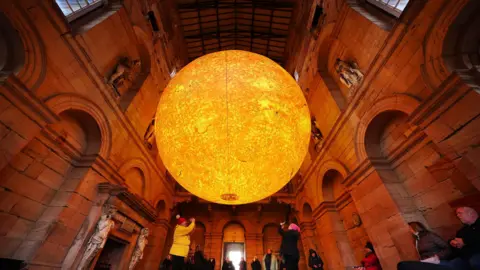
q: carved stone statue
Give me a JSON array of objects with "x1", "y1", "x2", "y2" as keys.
[
  {"x1": 105, "y1": 57, "x2": 141, "y2": 98},
  {"x1": 77, "y1": 205, "x2": 117, "y2": 270},
  {"x1": 311, "y1": 117, "x2": 323, "y2": 152},
  {"x1": 128, "y1": 228, "x2": 150, "y2": 270},
  {"x1": 334, "y1": 59, "x2": 364, "y2": 97},
  {"x1": 143, "y1": 118, "x2": 155, "y2": 150}
]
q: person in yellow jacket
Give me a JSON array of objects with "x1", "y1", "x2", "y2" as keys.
[{"x1": 170, "y1": 215, "x2": 196, "y2": 270}]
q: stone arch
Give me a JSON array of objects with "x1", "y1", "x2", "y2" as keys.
[
  {"x1": 119, "y1": 158, "x2": 150, "y2": 198},
  {"x1": 262, "y1": 223, "x2": 280, "y2": 254},
  {"x1": 191, "y1": 221, "x2": 207, "y2": 251},
  {"x1": 156, "y1": 200, "x2": 167, "y2": 219},
  {"x1": 0, "y1": 4, "x2": 46, "y2": 89},
  {"x1": 316, "y1": 159, "x2": 349, "y2": 202},
  {"x1": 44, "y1": 93, "x2": 112, "y2": 158},
  {"x1": 153, "y1": 193, "x2": 174, "y2": 218},
  {"x1": 422, "y1": 0, "x2": 477, "y2": 90},
  {"x1": 302, "y1": 203, "x2": 313, "y2": 221},
  {"x1": 442, "y1": 0, "x2": 480, "y2": 92},
  {"x1": 355, "y1": 94, "x2": 420, "y2": 162}
]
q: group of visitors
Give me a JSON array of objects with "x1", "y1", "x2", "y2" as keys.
[
  {"x1": 398, "y1": 206, "x2": 480, "y2": 270},
  {"x1": 161, "y1": 206, "x2": 479, "y2": 270}
]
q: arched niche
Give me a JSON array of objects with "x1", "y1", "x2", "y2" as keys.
[
  {"x1": 0, "y1": 11, "x2": 24, "y2": 79},
  {"x1": 262, "y1": 223, "x2": 280, "y2": 255},
  {"x1": 190, "y1": 222, "x2": 206, "y2": 251},
  {"x1": 223, "y1": 222, "x2": 246, "y2": 243},
  {"x1": 121, "y1": 167, "x2": 146, "y2": 196},
  {"x1": 50, "y1": 109, "x2": 102, "y2": 156},
  {"x1": 302, "y1": 203, "x2": 313, "y2": 221},
  {"x1": 364, "y1": 110, "x2": 412, "y2": 159},
  {"x1": 442, "y1": 0, "x2": 480, "y2": 92},
  {"x1": 321, "y1": 169, "x2": 345, "y2": 202}
]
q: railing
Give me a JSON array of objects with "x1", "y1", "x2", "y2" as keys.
[
  {"x1": 366, "y1": 0, "x2": 409, "y2": 18},
  {"x1": 55, "y1": 0, "x2": 104, "y2": 21}
]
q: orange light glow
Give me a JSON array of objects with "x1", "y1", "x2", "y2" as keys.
[{"x1": 155, "y1": 50, "x2": 310, "y2": 204}]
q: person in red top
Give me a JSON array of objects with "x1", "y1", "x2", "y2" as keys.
[{"x1": 356, "y1": 242, "x2": 382, "y2": 270}]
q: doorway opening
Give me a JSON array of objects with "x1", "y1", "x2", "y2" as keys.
[
  {"x1": 224, "y1": 242, "x2": 245, "y2": 270},
  {"x1": 94, "y1": 237, "x2": 127, "y2": 269}
]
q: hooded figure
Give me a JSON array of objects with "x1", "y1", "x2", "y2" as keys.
[
  {"x1": 278, "y1": 222, "x2": 300, "y2": 270},
  {"x1": 194, "y1": 246, "x2": 209, "y2": 270},
  {"x1": 308, "y1": 249, "x2": 323, "y2": 270}
]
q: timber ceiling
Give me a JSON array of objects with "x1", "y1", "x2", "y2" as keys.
[{"x1": 176, "y1": 0, "x2": 295, "y2": 65}]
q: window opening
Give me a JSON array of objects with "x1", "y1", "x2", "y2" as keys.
[
  {"x1": 55, "y1": 0, "x2": 104, "y2": 21},
  {"x1": 366, "y1": 0, "x2": 409, "y2": 18}
]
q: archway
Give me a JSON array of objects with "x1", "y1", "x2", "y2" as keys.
[
  {"x1": 121, "y1": 167, "x2": 146, "y2": 196},
  {"x1": 262, "y1": 224, "x2": 281, "y2": 255},
  {"x1": 223, "y1": 222, "x2": 246, "y2": 270},
  {"x1": 191, "y1": 222, "x2": 207, "y2": 254}
]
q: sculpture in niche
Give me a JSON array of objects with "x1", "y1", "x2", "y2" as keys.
[
  {"x1": 77, "y1": 204, "x2": 117, "y2": 270},
  {"x1": 129, "y1": 228, "x2": 150, "y2": 270},
  {"x1": 144, "y1": 117, "x2": 155, "y2": 150},
  {"x1": 334, "y1": 59, "x2": 364, "y2": 98},
  {"x1": 311, "y1": 117, "x2": 324, "y2": 152},
  {"x1": 105, "y1": 57, "x2": 141, "y2": 98}
]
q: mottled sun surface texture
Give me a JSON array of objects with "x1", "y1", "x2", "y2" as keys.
[{"x1": 155, "y1": 50, "x2": 310, "y2": 204}]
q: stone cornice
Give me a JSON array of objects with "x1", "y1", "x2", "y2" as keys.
[
  {"x1": 312, "y1": 201, "x2": 336, "y2": 219},
  {"x1": 335, "y1": 191, "x2": 352, "y2": 211},
  {"x1": 98, "y1": 182, "x2": 158, "y2": 222}
]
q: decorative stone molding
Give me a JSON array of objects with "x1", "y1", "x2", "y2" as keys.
[
  {"x1": 98, "y1": 182, "x2": 158, "y2": 222},
  {"x1": 312, "y1": 201, "x2": 336, "y2": 219}
]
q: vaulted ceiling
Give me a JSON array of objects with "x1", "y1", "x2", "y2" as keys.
[{"x1": 176, "y1": 0, "x2": 295, "y2": 65}]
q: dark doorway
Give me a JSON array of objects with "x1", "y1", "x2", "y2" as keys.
[
  {"x1": 94, "y1": 237, "x2": 127, "y2": 270},
  {"x1": 223, "y1": 242, "x2": 245, "y2": 270}
]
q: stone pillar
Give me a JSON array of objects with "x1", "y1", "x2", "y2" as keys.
[
  {"x1": 313, "y1": 203, "x2": 356, "y2": 270},
  {"x1": 245, "y1": 233, "x2": 262, "y2": 262},
  {"x1": 140, "y1": 219, "x2": 170, "y2": 269},
  {"x1": 299, "y1": 222, "x2": 317, "y2": 264},
  {"x1": 349, "y1": 168, "x2": 420, "y2": 270},
  {"x1": 206, "y1": 232, "x2": 223, "y2": 270}
]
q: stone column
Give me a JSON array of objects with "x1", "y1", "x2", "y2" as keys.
[
  {"x1": 348, "y1": 168, "x2": 420, "y2": 270},
  {"x1": 140, "y1": 219, "x2": 170, "y2": 269},
  {"x1": 299, "y1": 222, "x2": 317, "y2": 264},
  {"x1": 312, "y1": 203, "x2": 356, "y2": 270},
  {"x1": 206, "y1": 232, "x2": 223, "y2": 270},
  {"x1": 245, "y1": 233, "x2": 262, "y2": 262}
]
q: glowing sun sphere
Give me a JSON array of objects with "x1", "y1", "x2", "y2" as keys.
[{"x1": 155, "y1": 50, "x2": 310, "y2": 205}]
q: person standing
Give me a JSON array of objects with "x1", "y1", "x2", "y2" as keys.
[
  {"x1": 209, "y1": 258, "x2": 216, "y2": 270},
  {"x1": 308, "y1": 249, "x2": 323, "y2": 270},
  {"x1": 251, "y1": 256, "x2": 261, "y2": 270},
  {"x1": 240, "y1": 257, "x2": 247, "y2": 270},
  {"x1": 278, "y1": 222, "x2": 300, "y2": 270},
  {"x1": 170, "y1": 215, "x2": 196, "y2": 270},
  {"x1": 262, "y1": 249, "x2": 278, "y2": 270},
  {"x1": 161, "y1": 255, "x2": 173, "y2": 270},
  {"x1": 222, "y1": 258, "x2": 234, "y2": 270}
]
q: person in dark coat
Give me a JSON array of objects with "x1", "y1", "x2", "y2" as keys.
[
  {"x1": 161, "y1": 255, "x2": 172, "y2": 270},
  {"x1": 278, "y1": 222, "x2": 301, "y2": 270},
  {"x1": 209, "y1": 258, "x2": 216, "y2": 270},
  {"x1": 450, "y1": 207, "x2": 480, "y2": 270},
  {"x1": 222, "y1": 258, "x2": 234, "y2": 270},
  {"x1": 308, "y1": 249, "x2": 323, "y2": 270},
  {"x1": 397, "y1": 261, "x2": 452, "y2": 270},
  {"x1": 408, "y1": 222, "x2": 451, "y2": 262},
  {"x1": 251, "y1": 256, "x2": 261, "y2": 270},
  {"x1": 193, "y1": 246, "x2": 209, "y2": 270},
  {"x1": 239, "y1": 257, "x2": 247, "y2": 270}
]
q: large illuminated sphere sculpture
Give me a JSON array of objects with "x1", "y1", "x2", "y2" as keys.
[{"x1": 155, "y1": 50, "x2": 310, "y2": 204}]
